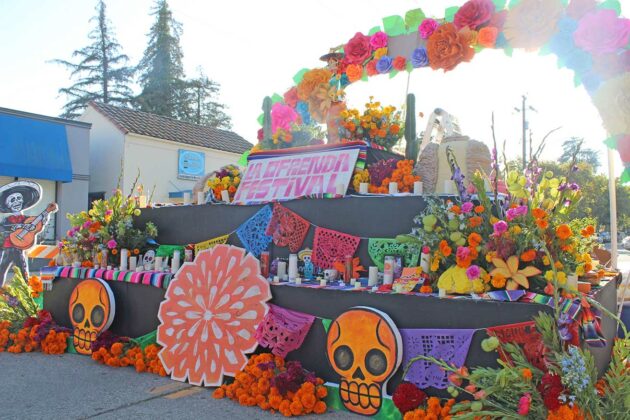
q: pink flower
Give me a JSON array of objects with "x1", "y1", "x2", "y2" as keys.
[
  {"x1": 422, "y1": 246, "x2": 430, "y2": 254},
  {"x1": 82, "y1": 221, "x2": 92, "y2": 229},
  {"x1": 106, "y1": 239, "x2": 117, "y2": 249},
  {"x1": 448, "y1": 373, "x2": 463, "y2": 387},
  {"x1": 493, "y1": 220, "x2": 508, "y2": 236},
  {"x1": 518, "y1": 393, "x2": 531, "y2": 416},
  {"x1": 457, "y1": 246, "x2": 471, "y2": 261},
  {"x1": 369, "y1": 31, "x2": 388, "y2": 49},
  {"x1": 105, "y1": 209, "x2": 113, "y2": 216},
  {"x1": 344, "y1": 32, "x2": 372, "y2": 64},
  {"x1": 466, "y1": 265, "x2": 481, "y2": 280},
  {"x1": 574, "y1": 9, "x2": 630, "y2": 54},
  {"x1": 506, "y1": 205, "x2": 528, "y2": 221},
  {"x1": 271, "y1": 103, "x2": 298, "y2": 133},
  {"x1": 461, "y1": 202, "x2": 474, "y2": 213},
  {"x1": 454, "y1": 0, "x2": 495, "y2": 30},
  {"x1": 473, "y1": 390, "x2": 486, "y2": 400},
  {"x1": 419, "y1": 18, "x2": 439, "y2": 39}
]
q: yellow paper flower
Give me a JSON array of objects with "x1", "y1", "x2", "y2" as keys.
[
  {"x1": 593, "y1": 73, "x2": 630, "y2": 136},
  {"x1": 490, "y1": 256, "x2": 541, "y2": 290},
  {"x1": 438, "y1": 266, "x2": 471, "y2": 294},
  {"x1": 374, "y1": 47, "x2": 388, "y2": 60}
]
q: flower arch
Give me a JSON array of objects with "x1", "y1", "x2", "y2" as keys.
[{"x1": 257, "y1": 0, "x2": 630, "y2": 182}]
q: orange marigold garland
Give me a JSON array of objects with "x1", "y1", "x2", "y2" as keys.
[
  {"x1": 213, "y1": 353, "x2": 328, "y2": 417},
  {"x1": 28, "y1": 275, "x2": 43, "y2": 298},
  {"x1": 91, "y1": 341, "x2": 167, "y2": 376},
  {"x1": 403, "y1": 397, "x2": 456, "y2": 420}
]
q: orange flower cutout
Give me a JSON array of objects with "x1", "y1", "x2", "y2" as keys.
[
  {"x1": 157, "y1": 245, "x2": 271, "y2": 386},
  {"x1": 490, "y1": 256, "x2": 541, "y2": 290}
]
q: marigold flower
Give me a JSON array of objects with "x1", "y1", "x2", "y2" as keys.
[
  {"x1": 556, "y1": 224, "x2": 573, "y2": 240},
  {"x1": 535, "y1": 218, "x2": 549, "y2": 229},
  {"x1": 491, "y1": 273, "x2": 506, "y2": 288},
  {"x1": 520, "y1": 249, "x2": 536, "y2": 262}
]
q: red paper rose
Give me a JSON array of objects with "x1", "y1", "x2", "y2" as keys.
[
  {"x1": 454, "y1": 0, "x2": 495, "y2": 30},
  {"x1": 427, "y1": 23, "x2": 475, "y2": 72},
  {"x1": 393, "y1": 56, "x2": 407, "y2": 71},
  {"x1": 344, "y1": 32, "x2": 372, "y2": 65},
  {"x1": 618, "y1": 135, "x2": 630, "y2": 163},
  {"x1": 283, "y1": 87, "x2": 298, "y2": 108},
  {"x1": 574, "y1": 9, "x2": 630, "y2": 54},
  {"x1": 366, "y1": 59, "x2": 379, "y2": 76},
  {"x1": 257, "y1": 128, "x2": 264, "y2": 141},
  {"x1": 392, "y1": 382, "x2": 427, "y2": 414}
]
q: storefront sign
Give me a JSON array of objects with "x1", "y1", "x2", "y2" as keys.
[
  {"x1": 234, "y1": 144, "x2": 361, "y2": 204},
  {"x1": 178, "y1": 149, "x2": 205, "y2": 180}
]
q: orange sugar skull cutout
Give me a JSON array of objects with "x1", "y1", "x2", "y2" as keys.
[
  {"x1": 326, "y1": 306, "x2": 402, "y2": 416},
  {"x1": 68, "y1": 278, "x2": 115, "y2": 355}
]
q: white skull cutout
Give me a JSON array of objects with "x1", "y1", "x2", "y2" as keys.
[
  {"x1": 68, "y1": 279, "x2": 115, "y2": 355},
  {"x1": 142, "y1": 250, "x2": 155, "y2": 267},
  {"x1": 6, "y1": 192, "x2": 23, "y2": 212},
  {"x1": 326, "y1": 307, "x2": 402, "y2": 416}
]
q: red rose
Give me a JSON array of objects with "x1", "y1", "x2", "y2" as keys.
[
  {"x1": 344, "y1": 32, "x2": 372, "y2": 65},
  {"x1": 454, "y1": 0, "x2": 495, "y2": 30},
  {"x1": 392, "y1": 382, "x2": 427, "y2": 414},
  {"x1": 366, "y1": 59, "x2": 379, "y2": 76},
  {"x1": 283, "y1": 87, "x2": 298, "y2": 108},
  {"x1": 393, "y1": 56, "x2": 407, "y2": 71},
  {"x1": 257, "y1": 128, "x2": 263, "y2": 141}
]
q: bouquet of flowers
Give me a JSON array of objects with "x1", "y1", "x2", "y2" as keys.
[
  {"x1": 206, "y1": 164, "x2": 242, "y2": 202},
  {"x1": 339, "y1": 99, "x2": 404, "y2": 150},
  {"x1": 352, "y1": 159, "x2": 420, "y2": 194}
]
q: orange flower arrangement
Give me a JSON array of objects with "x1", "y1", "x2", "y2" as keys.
[
  {"x1": 213, "y1": 353, "x2": 327, "y2": 417},
  {"x1": 439, "y1": 240, "x2": 452, "y2": 257},
  {"x1": 297, "y1": 68, "x2": 332, "y2": 101},
  {"x1": 92, "y1": 342, "x2": 167, "y2": 376},
  {"x1": 403, "y1": 397, "x2": 456, "y2": 420},
  {"x1": 546, "y1": 404, "x2": 585, "y2": 420},
  {"x1": 0, "y1": 321, "x2": 12, "y2": 351},
  {"x1": 41, "y1": 330, "x2": 69, "y2": 354},
  {"x1": 387, "y1": 160, "x2": 420, "y2": 193},
  {"x1": 7, "y1": 326, "x2": 39, "y2": 353},
  {"x1": 28, "y1": 275, "x2": 43, "y2": 298}
]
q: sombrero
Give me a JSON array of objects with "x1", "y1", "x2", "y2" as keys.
[{"x1": 0, "y1": 181, "x2": 42, "y2": 213}]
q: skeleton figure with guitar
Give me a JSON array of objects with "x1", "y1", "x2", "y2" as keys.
[{"x1": 0, "y1": 181, "x2": 58, "y2": 286}]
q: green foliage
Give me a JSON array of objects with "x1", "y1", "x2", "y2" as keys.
[
  {"x1": 600, "y1": 339, "x2": 630, "y2": 418},
  {"x1": 0, "y1": 268, "x2": 38, "y2": 324},
  {"x1": 559, "y1": 138, "x2": 601, "y2": 171},
  {"x1": 53, "y1": 0, "x2": 134, "y2": 119},
  {"x1": 178, "y1": 70, "x2": 232, "y2": 129}
]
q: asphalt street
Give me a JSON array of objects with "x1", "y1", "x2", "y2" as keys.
[{"x1": 0, "y1": 353, "x2": 358, "y2": 420}]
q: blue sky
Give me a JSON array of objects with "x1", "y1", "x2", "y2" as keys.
[{"x1": 0, "y1": 0, "x2": 626, "y2": 175}]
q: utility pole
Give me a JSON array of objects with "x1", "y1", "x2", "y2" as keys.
[{"x1": 514, "y1": 95, "x2": 536, "y2": 169}]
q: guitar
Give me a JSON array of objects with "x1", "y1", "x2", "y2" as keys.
[{"x1": 8, "y1": 203, "x2": 59, "y2": 250}]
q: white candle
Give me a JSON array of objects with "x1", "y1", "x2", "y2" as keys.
[
  {"x1": 444, "y1": 180, "x2": 454, "y2": 194},
  {"x1": 350, "y1": 278, "x2": 356, "y2": 286},
  {"x1": 413, "y1": 181, "x2": 423, "y2": 195},
  {"x1": 359, "y1": 183, "x2": 369, "y2": 194},
  {"x1": 197, "y1": 191, "x2": 205, "y2": 205},
  {"x1": 221, "y1": 189, "x2": 230, "y2": 202},
  {"x1": 129, "y1": 256, "x2": 137, "y2": 271},
  {"x1": 319, "y1": 279, "x2": 327, "y2": 287},
  {"x1": 273, "y1": 276, "x2": 280, "y2": 283},
  {"x1": 368, "y1": 267, "x2": 379, "y2": 286},
  {"x1": 383, "y1": 272, "x2": 393, "y2": 284},
  {"x1": 171, "y1": 250, "x2": 181, "y2": 273},
  {"x1": 389, "y1": 182, "x2": 398, "y2": 194},
  {"x1": 107, "y1": 265, "x2": 112, "y2": 271},
  {"x1": 154, "y1": 256, "x2": 163, "y2": 272},
  {"x1": 295, "y1": 277, "x2": 302, "y2": 285},
  {"x1": 288, "y1": 254, "x2": 298, "y2": 281},
  {"x1": 336, "y1": 183, "x2": 345, "y2": 196},
  {"x1": 420, "y1": 248, "x2": 430, "y2": 273},
  {"x1": 277, "y1": 261, "x2": 287, "y2": 279},
  {"x1": 439, "y1": 288, "x2": 447, "y2": 297},
  {"x1": 183, "y1": 192, "x2": 191, "y2": 204},
  {"x1": 354, "y1": 282, "x2": 362, "y2": 289},
  {"x1": 120, "y1": 249, "x2": 129, "y2": 271}
]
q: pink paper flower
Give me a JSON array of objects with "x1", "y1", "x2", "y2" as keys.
[
  {"x1": 369, "y1": 31, "x2": 388, "y2": 49},
  {"x1": 454, "y1": 0, "x2": 495, "y2": 30},
  {"x1": 419, "y1": 18, "x2": 439, "y2": 39},
  {"x1": 518, "y1": 393, "x2": 531, "y2": 416},
  {"x1": 493, "y1": 220, "x2": 508, "y2": 236},
  {"x1": 506, "y1": 205, "x2": 528, "y2": 221},
  {"x1": 457, "y1": 246, "x2": 471, "y2": 261},
  {"x1": 271, "y1": 103, "x2": 298, "y2": 133},
  {"x1": 106, "y1": 239, "x2": 117, "y2": 249},
  {"x1": 466, "y1": 265, "x2": 481, "y2": 280},
  {"x1": 461, "y1": 201, "x2": 474, "y2": 213},
  {"x1": 344, "y1": 32, "x2": 372, "y2": 65},
  {"x1": 574, "y1": 9, "x2": 630, "y2": 54}
]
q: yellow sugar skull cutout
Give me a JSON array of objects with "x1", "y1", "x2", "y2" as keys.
[
  {"x1": 68, "y1": 278, "x2": 115, "y2": 355},
  {"x1": 326, "y1": 306, "x2": 402, "y2": 416}
]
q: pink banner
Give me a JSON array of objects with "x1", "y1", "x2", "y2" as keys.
[{"x1": 234, "y1": 147, "x2": 360, "y2": 204}]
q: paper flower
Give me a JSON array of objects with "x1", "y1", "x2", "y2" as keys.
[
  {"x1": 392, "y1": 56, "x2": 407, "y2": 71},
  {"x1": 503, "y1": 0, "x2": 564, "y2": 50},
  {"x1": 345, "y1": 64, "x2": 363, "y2": 83},
  {"x1": 366, "y1": 59, "x2": 379, "y2": 76},
  {"x1": 271, "y1": 103, "x2": 298, "y2": 134},
  {"x1": 426, "y1": 23, "x2": 475, "y2": 72},
  {"x1": 283, "y1": 87, "x2": 298, "y2": 108},
  {"x1": 411, "y1": 47, "x2": 429, "y2": 68},
  {"x1": 419, "y1": 18, "x2": 439, "y2": 39},
  {"x1": 593, "y1": 73, "x2": 630, "y2": 135},
  {"x1": 574, "y1": 9, "x2": 630, "y2": 54},
  {"x1": 369, "y1": 31, "x2": 388, "y2": 49},
  {"x1": 157, "y1": 245, "x2": 271, "y2": 386},
  {"x1": 490, "y1": 256, "x2": 541, "y2": 290},
  {"x1": 376, "y1": 55, "x2": 393, "y2": 73},
  {"x1": 477, "y1": 26, "x2": 498, "y2": 47},
  {"x1": 567, "y1": 0, "x2": 597, "y2": 20},
  {"x1": 344, "y1": 32, "x2": 372, "y2": 65},
  {"x1": 454, "y1": 0, "x2": 495, "y2": 30},
  {"x1": 297, "y1": 68, "x2": 332, "y2": 101}
]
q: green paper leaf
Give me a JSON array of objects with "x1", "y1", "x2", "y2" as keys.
[
  {"x1": 257, "y1": 113, "x2": 264, "y2": 126},
  {"x1": 474, "y1": 45, "x2": 484, "y2": 53},
  {"x1": 503, "y1": 46, "x2": 514, "y2": 57},
  {"x1": 573, "y1": 73, "x2": 582, "y2": 87},
  {"x1": 508, "y1": 0, "x2": 522, "y2": 8},
  {"x1": 539, "y1": 44, "x2": 552, "y2": 56},
  {"x1": 382, "y1": 15, "x2": 406, "y2": 36},
  {"x1": 361, "y1": 70, "x2": 368, "y2": 81},
  {"x1": 560, "y1": 0, "x2": 569, "y2": 6},
  {"x1": 271, "y1": 93, "x2": 283, "y2": 104},
  {"x1": 292, "y1": 68, "x2": 309, "y2": 85},
  {"x1": 389, "y1": 69, "x2": 400, "y2": 79},
  {"x1": 599, "y1": 0, "x2": 621, "y2": 15},
  {"x1": 368, "y1": 26, "x2": 381, "y2": 36},
  {"x1": 621, "y1": 167, "x2": 630, "y2": 184},
  {"x1": 445, "y1": 6, "x2": 459, "y2": 22},
  {"x1": 604, "y1": 136, "x2": 618, "y2": 149},
  {"x1": 321, "y1": 318, "x2": 332, "y2": 333},
  {"x1": 405, "y1": 8, "x2": 425, "y2": 33},
  {"x1": 492, "y1": 0, "x2": 507, "y2": 10},
  {"x1": 406, "y1": 61, "x2": 413, "y2": 72},
  {"x1": 238, "y1": 150, "x2": 251, "y2": 166}
]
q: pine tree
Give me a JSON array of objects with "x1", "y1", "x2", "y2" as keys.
[
  {"x1": 54, "y1": 0, "x2": 134, "y2": 119},
  {"x1": 559, "y1": 137, "x2": 601, "y2": 171},
  {"x1": 180, "y1": 70, "x2": 232, "y2": 129},
  {"x1": 136, "y1": 0, "x2": 186, "y2": 118}
]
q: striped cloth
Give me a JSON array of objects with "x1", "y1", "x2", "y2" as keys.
[{"x1": 40, "y1": 266, "x2": 172, "y2": 290}]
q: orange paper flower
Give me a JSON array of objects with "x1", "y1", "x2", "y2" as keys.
[
  {"x1": 297, "y1": 68, "x2": 332, "y2": 101},
  {"x1": 478, "y1": 26, "x2": 498, "y2": 48},
  {"x1": 490, "y1": 256, "x2": 541, "y2": 290},
  {"x1": 345, "y1": 64, "x2": 363, "y2": 83},
  {"x1": 426, "y1": 23, "x2": 475, "y2": 72}
]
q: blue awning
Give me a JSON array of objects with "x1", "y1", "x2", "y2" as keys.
[{"x1": 0, "y1": 113, "x2": 72, "y2": 182}]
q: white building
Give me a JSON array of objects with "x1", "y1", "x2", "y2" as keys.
[{"x1": 80, "y1": 102, "x2": 252, "y2": 203}]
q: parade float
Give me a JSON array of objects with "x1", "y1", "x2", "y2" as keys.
[{"x1": 2, "y1": 0, "x2": 630, "y2": 418}]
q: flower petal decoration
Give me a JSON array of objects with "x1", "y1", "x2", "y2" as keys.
[
  {"x1": 157, "y1": 245, "x2": 271, "y2": 386},
  {"x1": 593, "y1": 73, "x2": 630, "y2": 136},
  {"x1": 503, "y1": 0, "x2": 564, "y2": 50},
  {"x1": 490, "y1": 256, "x2": 541, "y2": 290}
]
